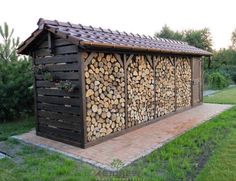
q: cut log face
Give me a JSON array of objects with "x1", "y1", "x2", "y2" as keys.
[
  {"x1": 84, "y1": 52, "x2": 125, "y2": 142},
  {"x1": 155, "y1": 57, "x2": 175, "y2": 117},
  {"x1": 176, "y1": 57, "x2": 191, "y2": 109},
  {"x1": 127, "y1": 55, "x2": 155, "y2": 127}
]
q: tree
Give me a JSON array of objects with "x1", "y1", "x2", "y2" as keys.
[
  {"x1": 0, "y1": 23, "x2": 33, "y2": 121},
  {"x1": 0, "y1": 22, "x2": 20, "y2": 62},
  {"x1": 155, "y1": 25, "x2": 213, "y2": 68},
  {"x1": 231, "y1": 29, "x2": 236, "y2": 50},
  {"x1": 184, "y1": 28, "x2": 212, "y2": 52},
  {"x1": 154, "y1": 25, "x2": 183, "y2": 41}
]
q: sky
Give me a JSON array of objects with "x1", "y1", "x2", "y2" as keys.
[{"x1": 0, "y1": 0, "x2": 235, "y2": 50}]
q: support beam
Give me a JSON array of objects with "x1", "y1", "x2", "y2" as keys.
[{"x1": 124, "y1": 54, "x2": 128, "y2": 129}]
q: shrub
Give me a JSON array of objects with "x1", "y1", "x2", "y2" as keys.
[
  {"x1": 207, "y1": 72, "x2": 229, "y2": 90},
  {"x1": 0, "y1": 22, "x2": 33, "y2": 122},
  {"x1": 0, "y1": 59, "x2": 33, "y2": 122},
  {"x1": 220, "y1": 65, "x2": 236, "y2": 83}
]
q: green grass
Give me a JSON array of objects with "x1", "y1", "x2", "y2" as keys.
[
  {"x1": 1, "y1": 106, "x2": 236, "y2": 180},
  {"x1": 204, "y1": 86, "x2": 236, "y2": 104},
  {"x1": 0, "y1": 140, "x2": 97, "y2": 181},
  {"x1": 0, "y1": 116, "x2": 35, "y2": 141},
  {"x1": 196, "y1": 131, "x2": 236, "y2": 181}
]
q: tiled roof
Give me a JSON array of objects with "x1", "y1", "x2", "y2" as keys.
[{"x1": 18, "y1": 18, "x2": 212, "y2": 56}]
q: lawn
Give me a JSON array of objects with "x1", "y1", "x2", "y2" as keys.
[
  {"x1": 0, "y1": 116, "x2": 35, "y2": 141},
  {"x1": 196, "y1": 131, "x2": 236, "y2": 181},
  {"x1": 204, "y1": 86, "x2": 236, "y2": 104},
  {"x1": 0, "y1": 87, "x2": 236, "y2": 180}
]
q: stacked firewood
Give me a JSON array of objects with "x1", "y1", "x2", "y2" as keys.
[
  {"x1": 156, "y1": 57, "x2": 175, "y2": 117},
  {"x1": 84, "y1": 53, "x2": 125, "y2": 142},
  {"x1": 176, "y1": 58, "x2": 191, "y2": 109},
  {"x1": 127, "y1": 55, "x2": 155, "y2": 127}
]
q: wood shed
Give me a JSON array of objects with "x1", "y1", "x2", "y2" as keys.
[{"x1": 18, "y1": 19, "x2": 212, "y2": 148}]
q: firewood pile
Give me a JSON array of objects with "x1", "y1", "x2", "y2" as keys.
[
  {"x1": 127, "y1": 55, "x2": 155, "y2": 127},
  {"x1": 84, "y1": 53, "x2": 125, "y2": 142},
  {"x1": 155, "y1": 57, "x2": 175, "y2": 117},
  {"x1": 176, "y1": 58, "x2": 191, "y2": 109}
]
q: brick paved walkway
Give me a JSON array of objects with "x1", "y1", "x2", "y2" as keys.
[{"x1": 14, "y1": 103, "x2": 232, "y2": 171}]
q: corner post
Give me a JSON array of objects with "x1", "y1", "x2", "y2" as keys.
[
  {"x1": 78, "y1": 52, "x2": 87, "y2": 148},
  {"x1": 31, "y1": 52, "x2": 39, "y2": 134}
]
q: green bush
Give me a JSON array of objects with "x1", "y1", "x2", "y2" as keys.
[
  {"x1": 207, "y1": 72, "x2": 229, "y2": 90},
  {"x1": 220, "y1": 65, "x2": 236, "y2": 83},
  {"x1": 0, "y1": 22, "x2": 34, "y2": 122},
  {"x1": 0, "y1": 59, "x2": 33, "y2": 122}
]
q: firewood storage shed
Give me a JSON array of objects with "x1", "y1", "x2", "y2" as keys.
[{"x1": 18, "y1": 19, "x2": 211, "y2": 148}]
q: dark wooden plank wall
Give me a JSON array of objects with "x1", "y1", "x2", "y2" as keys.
[
  {"x1": 34, "y1": 35, "x2": 78, "y2": 57},
  {"x1": 32, "y1": 35, "x2": 83, "y2": 147}
]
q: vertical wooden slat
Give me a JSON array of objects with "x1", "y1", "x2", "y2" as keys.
[
  {"x1": 191, "y1": 57, "x2": 194, "y2": 106},
  {"x1": 174, "y1": 57, "x2": 177, "y2": 111},
  {"x1": 153, "y1": 56, "x2": 157, "y2": 119},
  {"x1": 201, "y1": 58, "x2": 204, "y2": 102},
  {"x1": 48, "y1": 32, "x2": 53, "y2": 54},
  {"x1": 78, "y1": 52, "x2": 87, "y2": 148},
  {"x1": 32, "y1": 52, "x2": 39, "y2": 133},
  {"x1": 124, "y1": 54, "x2": 128, "y2": 129}
]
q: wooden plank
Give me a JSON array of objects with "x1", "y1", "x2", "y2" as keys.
[
  {"x1": 38, "y1": 103, "x2": 80, "y2": 114},
  {"x1": 125, "y1": 54, "x2": 134, "y2": 69},
  {"x1": 174, "y1": 57, "x2": 177, "y2": 111},
  {"x1": 37, "y1": 95, "x2": 80, "y2": 106},
  {"x1": 35, "y1": 54, "x2": 78, "y2": 65},
  {"x1": 78, "y1": 52, "x2": 87, "y2": 147},
  {"x1": 153, "y1": 56, "x2": 157, "y2": 118},
  {"x1": 37, "y1": 88, "x2": 80, "y2": 97},
  {"x1": 38, "y1": 124, "x2": 81, "y2": 141},
  {"x1": 40, "y1": 63, "x2": 79, "y2": 72},
  {"x1": 38, "y1": 117, "x2": 79, "y2": 131},
  {"x1": 200, "y1": 58, "x2": 203, "y2": 102},
  {"x1": 84, "y1": 52, "x2": 95, "y2": 67},
  {"x1": 146, "y1": 55, "x2": 153, "y2": 68},
  {"x1": 36, "y1": 80, "x2": 80, "y2": 88},
  {"x1": 37, "y1": 131, "x2": 82, "y2": 147},
  {"x1": 54, "y1": 45, "x2": 78, "y2": 55},
  {"x1": 48, "y1": 32, "x2": 53, "y2": 54},
  {"x1": 35, "y1": 48, "x2": 51, "y2": 57},
  {"x1": 36, "y1": 72, "x2": 79, "y2": 80},
  {"x1": 114, "y1": 54, "x2": 124, "y2": 67},
  {"x1": 32, "y1": 53, "x2": 39, "y2": 132},
  {"x1": 38, "y1": 38, "x2": 73, "y2": 49},
  {"x1": 38, "y1": 110, "x2": 81, "y2": 125},
  {"x1": 124, "y1": 54, "x2": 128, "y2": 129}
]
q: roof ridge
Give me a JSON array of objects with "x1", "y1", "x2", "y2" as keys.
[{"x1": 38, "y1": 18, "x2": 188, "y2": 45}]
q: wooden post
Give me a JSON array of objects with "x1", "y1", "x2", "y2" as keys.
[
  {"x1": 124, "y1": 54, "x2": 128, "y2": 129},
  {"x1": 32, "y1": 52, "x2": 39, "y2": 133},
  {"x1": 153, "y1": 56, "x2": 157, "y2": 119},
  {"x1": 174, "y1": 57, "x2": 177, "y2": 111},
  {"x1": 78, "y1": 52, "x2": 87, "y2": 148},
  {"x1": 201, "y1": 58, "x2": 204, "y2": 102},
  {"x1": 48, "y1": 32, "x2": 54, "y2": 54},
  {"x1": 190, "y1": 57, "x2": 194, "y2": 106}
]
